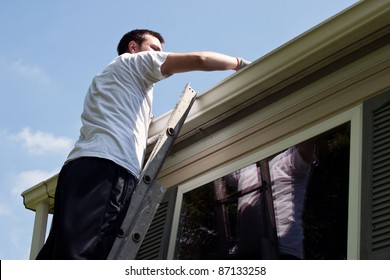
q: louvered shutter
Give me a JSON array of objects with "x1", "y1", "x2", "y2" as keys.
[
  {"x1": 135, "y1": 186, "x2": 177, "y2": 259},
  {"x1": 361, "y1": 90, "x2": 390, "y2": 259}
]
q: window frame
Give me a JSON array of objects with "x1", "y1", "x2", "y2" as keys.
[{"x1": 167, "y1": 106, "x2": 363, "y2": 259}]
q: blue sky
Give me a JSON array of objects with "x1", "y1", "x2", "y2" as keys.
[{"x1": 0, "y1": 0, "x2": 357, "y2": 259}]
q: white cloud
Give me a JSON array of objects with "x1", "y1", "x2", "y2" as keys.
[
  {"x1": 11, "y1": 169, "x2": 58, "y2": 197},
  {"x1": 0, "y1": 201, "x2": 11, "y2": 217},
  {"x1": 12, "y1": 127, "x2": 73, "y2": 156},
  {"x1": 10, "y1": 59, "x2": 52, "y2": 86}
]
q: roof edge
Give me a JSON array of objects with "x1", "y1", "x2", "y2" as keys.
[{"x1": 149, "y1": 1, "x2": 390, "y2": 139}]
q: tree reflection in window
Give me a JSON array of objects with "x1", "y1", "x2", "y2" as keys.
[{"x1": 175, "y1": 123, "x2": 350, "y2": 260}]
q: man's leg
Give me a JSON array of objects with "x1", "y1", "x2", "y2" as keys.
[{"x1": 36, "y1": 157, "x2": 136, "y2": 259}]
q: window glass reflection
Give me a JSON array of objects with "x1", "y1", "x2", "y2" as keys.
[{"x1": 175, "y1": 123, "x2": 350, "y2": 259}]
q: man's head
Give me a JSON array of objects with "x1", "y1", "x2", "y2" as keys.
[{"x1": 117, "y1": 29, "x2": 165, "y2": 55}]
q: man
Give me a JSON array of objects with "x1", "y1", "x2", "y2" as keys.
[{"x1": 36, "y1": 29, "x2": 250, "y2": 259}]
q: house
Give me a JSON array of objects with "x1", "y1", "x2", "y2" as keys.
[{"x1": 22, "y1": 1, "x2": 390, "y2": 260}]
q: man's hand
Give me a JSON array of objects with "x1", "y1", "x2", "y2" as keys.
[{"x1": 236, "y1": 58, "x2": 251, "y2": 71}]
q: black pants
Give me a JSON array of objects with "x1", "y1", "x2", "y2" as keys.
[{"x1": 36, "y1": 157, "x2": 137, "y2": 260}]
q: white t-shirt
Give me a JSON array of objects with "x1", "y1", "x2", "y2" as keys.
[
  {"x1": 269, "y1": 147, "x2": 313, "y2": 259},
  {"x1": 67, "y1": 51, "x2": 170, "y2": 178}
]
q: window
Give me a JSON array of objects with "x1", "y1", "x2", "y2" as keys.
[{"x1": 174, "y1": 123, "x2": 350, "y2": 259}]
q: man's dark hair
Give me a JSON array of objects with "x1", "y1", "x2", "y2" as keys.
[{"x1": 117, "y1": 29, "x2": 165, "y2": 55}]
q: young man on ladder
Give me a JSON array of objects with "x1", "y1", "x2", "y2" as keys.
[{"x1": 36, "y1": 29, "x2": 250, "y2": 260}]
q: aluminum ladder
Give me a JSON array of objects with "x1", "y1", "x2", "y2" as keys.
[{"x1": 107, "y1": 84, "x2": 197, "y2": 259}]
